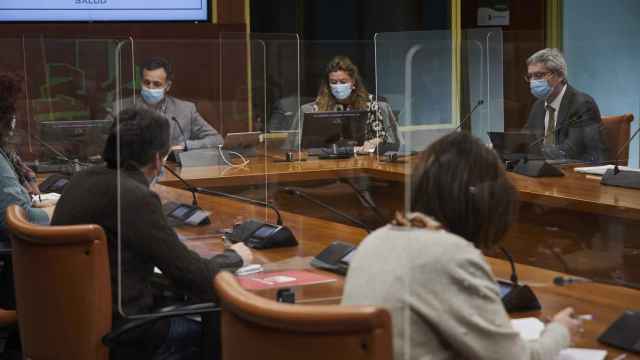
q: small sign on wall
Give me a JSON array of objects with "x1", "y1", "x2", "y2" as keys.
[{"x1": 478, "y1": 0, "x2": 510, "y2": 26}]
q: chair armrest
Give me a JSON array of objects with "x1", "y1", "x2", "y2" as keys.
[{"x1": 102, "y1": 302, "x2": 219, "y2": 347}]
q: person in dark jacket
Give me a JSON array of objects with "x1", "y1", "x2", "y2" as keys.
[
  {"x1": 52, "y1": 107, "x2": 252, "y2": 359},
  {"x1": 525, "y1": 48, "x2": 607, "y2": 163}
]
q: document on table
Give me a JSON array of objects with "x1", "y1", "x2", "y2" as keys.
[
  {"x1": 510, "y1": 318, "x2": 607, "y2": 360},
  {"x1": 574, "y1": 164, "x2": 640, "y2": 176}
]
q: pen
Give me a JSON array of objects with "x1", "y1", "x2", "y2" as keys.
[
  {"x1": 575, "y1": 314, "x2": 593, "y2": 321},
  {"x1": 612, "y1": 353, "x2": 627, "y2": 360}
]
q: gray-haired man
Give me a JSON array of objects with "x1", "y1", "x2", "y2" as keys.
[{"x1": 524, "y1": 48, "x2": 607, "y2": 163}]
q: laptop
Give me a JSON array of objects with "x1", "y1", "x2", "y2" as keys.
[{"x1": 487, "y1": 131, "x2": 542, "y2": 161}]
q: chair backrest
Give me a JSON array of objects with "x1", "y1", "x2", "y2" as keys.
[
  {"x1": 6, "y1": 205, "x2": 111, "y2": 360},
  {"x1": 602, "y1": 113, "x2": 634, "y2": 165},
  {"x1": 213, "y1": 271, "x2": 393, "y2": 360}
]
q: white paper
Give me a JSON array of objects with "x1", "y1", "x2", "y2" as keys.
[
  {"x1": 574, "y1": 164, "x2": 640, "y2": 176},
  {"x1": 511, "y1": 318, "x2": 607, "y2": 360},
  {"x1": 511, "y1": 318, "x2": 545, "y2": 341},
  {"x1": 557, "y1": 348, "x2": 607, "y2": 360}
]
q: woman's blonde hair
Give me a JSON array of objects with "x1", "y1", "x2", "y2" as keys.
[{"x1": 316, "y1": 56, "x2": 370, "y2": 111}]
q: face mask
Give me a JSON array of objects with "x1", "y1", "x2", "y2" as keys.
[
  {"x1": 330, "y1": 83, "x2": 353, "y2": 100},
  {"x1": 141, "y1": 86, "x2": 166, "y2": 104},
  {"x1": 149, "y1": 165, "x2": 165, "y2": 187},
  {"x1": 530, "y1": 79, "x2": 552, "y2": 99}
]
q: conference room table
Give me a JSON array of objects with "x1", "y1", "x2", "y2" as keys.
[{"x1": 157, "y1": 152, "x2": 640, "y2": 359}]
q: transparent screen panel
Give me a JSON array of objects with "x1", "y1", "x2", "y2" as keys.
[
  {"x1": 114, "y1": 38, "x2": 269, "y2": 318},
  {"x1": 478, "y1": 30, "x2": 640, "y2": 291},
  {"x1": 17, "y1": 37, "x2": 121, "y2": 171}
]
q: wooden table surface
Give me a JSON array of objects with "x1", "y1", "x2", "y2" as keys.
[
  {"x1": 160, "y1": 154, "x2": 640, "y2": 221},
  {"x1": 156, "y1": 183, "x2": 640, "y2": 359}
]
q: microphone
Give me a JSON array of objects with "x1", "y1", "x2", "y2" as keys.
[
  {"x1": 26, "y1": 132, "x2": 87, "y2": 174},
  {"x1": 553, "y1": 276, "x2": 593, "y2": 286},
  {"x1": 281, "y1": 186, "x2": 373, "y2": 232},
  {"x1": 601, "y1": 118, "x2": 640, "y2": 189},
  {"x1": 171, "y1": 116, "x2": 189, "y2": 151},
  {"x1": 163, "y1": 165, "x2": 296, "y2": 248},
  {"x1": 162, "y1": 164, "x2": 199, "y2": 208},
  {"x1": 163, "y1": 164, "x2": 284, "y2": 226},
  {"x1": 455, "y1": 99, "x2": 484, "y2": 131},
  {"x1": 498, "y1": 246, "x2": 541, "y2": 313}
]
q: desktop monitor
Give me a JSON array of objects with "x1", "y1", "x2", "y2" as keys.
[
  {"x1": 39, "y1": 119, "x2": 112, "y2": 161},
  {"x1": 487, "y1": 131, "x2": 541, "y2": 161},
  {"x1": 301, "y1": 110, "x2": 368, "y2": 149}
]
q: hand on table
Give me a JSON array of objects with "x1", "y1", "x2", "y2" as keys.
[
  {"x1": 355, "y1": 138, "x2": 382, "y2": 154},
  {"x1": 552, "y1": 307, "x2": 583, "y2": 341},
  {"x1": 230, "y1": 242, "x2": 254, "y2": 266}
]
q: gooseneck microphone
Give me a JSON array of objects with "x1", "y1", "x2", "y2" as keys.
[
  {"x1": 498, "y1": 246, "x2": 541, "y2": 313},
  {"x1": 500, "y1": 246, "x2": 519, "y2": 285},
  {"x1": 601, "y1": 118, "x2": 640, "y2": 189},
  {"x1": 171, "y1": 116, "x2": 189, "y2": 151},
  {"x1": 455, "y1": 99, "x2": 484, "y2": 131},
  {"x1": 162, "y1": 164, "x2": 199, "y2": 207},
  {"x1": 27, "y1": 132, "x2": 88, "y2": 173},
  {"x1": 281, "y1": 186, "x2": 372, "y2": 232},
  {"x1": 163, "y1": 164, "x2": 284, "y2": 225}
]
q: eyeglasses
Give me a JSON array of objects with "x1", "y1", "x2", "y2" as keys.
[{"x1": 523, "y1": 71, "x2": 552, "y2": 82}]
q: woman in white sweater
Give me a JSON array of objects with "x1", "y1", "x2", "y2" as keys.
[{"x1": 342, "y1": 131, "x2": 580, "y2": 360}]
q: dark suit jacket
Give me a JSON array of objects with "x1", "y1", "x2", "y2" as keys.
[
  {"x1": 51, "y1": 165, "x2": 242, "y2": 349},
  {"x1": 526, "y1": 84, "x2": 608, "y2": 162}
]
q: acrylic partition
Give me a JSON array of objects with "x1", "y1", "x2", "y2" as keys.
[
  {"x1": 10, "y1": 37, "x2": 122, "y2": 170},
  {"x1": 113, "y1": 37, "x2": 273, "y2": 318}
]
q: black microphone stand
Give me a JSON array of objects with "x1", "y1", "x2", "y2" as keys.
[
  {"x1": 601, "y1": 121, "x2": 640, "y2": 189},
  {"x1": 498, "y1": 246, "x2": 541, "y2": 313},
  {"x1": 163, "y1": 164, "x2": 284, "y2": 226},
  {"x1": 455, "y1": 99, "x2": 484, "y2": 132},
  {"x1": 281, "y1": 186, "x2": 372, "y2": 232}
]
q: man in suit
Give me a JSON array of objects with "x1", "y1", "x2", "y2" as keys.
[
  {"x1": 525, "y1": 48, "x2": 607, "y2": 163},
  {"x1": 106, "y1": 57, "x2": 223, "y2": 151}
]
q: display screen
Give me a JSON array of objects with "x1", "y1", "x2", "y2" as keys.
[
  {"x1": 253, "y1": 225, "x2": 277, "y2": 239},
  {"x1": 0, "y1": 0, "x2": 209, "y2": 22},
  {"x1": 340, "y1": 249, "x2": 356, "y2": 264},
  {"x1": 171, "y1": 205, "x2": 191, "y2": 218},
  {"x1": 497, "y1": 281, "x2": 513, "y2": 298}
]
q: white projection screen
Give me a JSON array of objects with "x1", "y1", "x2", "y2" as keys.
[{"x1": 0, "y1": 0, "x2": 210, "y2": 22}]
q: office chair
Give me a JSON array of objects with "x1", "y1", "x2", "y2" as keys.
[
  {"x1": 5, "y1": 205, "x2": 217, "y2": 360},
  {"x1": 602, "y1": 113, "x2": 633, "y2": 165},
  {"x1": 214, "y1": 271, "x2": 393, "y2": 360}
]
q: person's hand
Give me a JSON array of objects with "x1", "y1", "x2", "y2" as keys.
[
  {"x1": 230, "y1": 242, "x2": 253, "y2": 266},
  {"x1": 355, "y1": 138, "x2": 382, "y2": 154},
  {"x1": 552, "y1": 307, "x2": 583, "y2": 340},
  {"x1": 41, "y1": 205, "x2": 56, "y2": 222},
  {"x1": 25, "y1": 181, "x2": 40, "y2": 195}
]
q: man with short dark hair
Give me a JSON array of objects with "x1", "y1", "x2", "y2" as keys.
[
  {"x1": 53, "y1": 107, "x2": 251, "y2": 358},
  {"x1": 524, "y1": 48, "x2": 607, "y2": 163},
  {"x1": 107, "y1": 57, "x2": 223, "y2": 151}
]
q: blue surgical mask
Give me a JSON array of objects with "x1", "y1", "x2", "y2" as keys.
[
  {"x1": 530, "y1": 79, "x2": 552, "y2": 99},
  {"x1": 330, "y1": 83, "x2": 353, "y2": 100},
  {"x1": 141, "y1": 86, "x2": 166, "y2": 104}
]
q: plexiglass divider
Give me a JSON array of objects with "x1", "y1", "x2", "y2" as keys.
[
  {"x1": 7, "y1": 27, "x2": 639, "y2": 314},
  {"x1": 114, "y1": 37, "x2": 271, "y2": 317}
]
